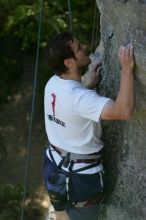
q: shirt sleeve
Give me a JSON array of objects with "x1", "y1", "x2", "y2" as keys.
[{"x1": 73, "y1": 88, "x2": 110, "y2": 122}]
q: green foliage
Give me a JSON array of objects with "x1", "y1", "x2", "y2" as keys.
[
  {"x1": 0, "y1": 184, "x2": 43, "y2": 220},
  {"x1": 0, "y1": 184, "x2": 24, "y2": 220},
  {"x1": 0, "y1": 54, "x2": 23, "y2": 104},
  {"x1": 0, "y1": 0, "x2": 99, "y2": 51},
  {"x1": 0, "y1": 0, "x2": 100, "y2": 104}
]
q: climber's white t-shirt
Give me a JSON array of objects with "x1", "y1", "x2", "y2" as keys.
[{"x1": 44, "y1": 75, "x2": 110, "y2": 155}]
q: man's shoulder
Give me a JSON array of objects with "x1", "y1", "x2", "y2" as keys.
[{"x1": 45, "y1": 75, "x2": 57, "y2": 89}]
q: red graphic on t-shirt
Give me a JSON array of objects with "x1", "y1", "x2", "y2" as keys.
[{"x1": 51, "y1": 93, "x2": 56, "y2": 117}]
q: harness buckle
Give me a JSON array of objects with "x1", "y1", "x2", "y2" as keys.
[{"x1": 62, "y1": 152, "x2": 70, "y2": 168}]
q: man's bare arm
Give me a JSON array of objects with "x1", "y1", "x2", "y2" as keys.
[{"x1": 101, "y1": 44, "x2": 134, "y2": 120}]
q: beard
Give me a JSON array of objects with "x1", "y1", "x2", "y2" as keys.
[{"x1": 80, "y1": 58, "x2": 91, "y2": 76}]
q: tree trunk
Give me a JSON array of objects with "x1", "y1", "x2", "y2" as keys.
[{"x1": 96, "y1": 0, "x2": 146, "y2": 219}]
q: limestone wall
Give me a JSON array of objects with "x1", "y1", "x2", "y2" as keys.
[{"x1": 96, "y1": 0, "x2": 146, "y2": 219}]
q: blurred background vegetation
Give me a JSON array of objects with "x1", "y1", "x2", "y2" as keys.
[
  {"x1": 0, "y1": 0, "x2": 100, "y2": 219},
  {"x1": 0, "y1": 0, "x2": 100, "y2": 104}
]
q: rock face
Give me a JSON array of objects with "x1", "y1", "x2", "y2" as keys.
[{"x1": 96, "y1": 0, "x2": 146, "y2": 219}]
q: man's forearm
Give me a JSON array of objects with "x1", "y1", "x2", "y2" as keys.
[
  {"x1": 100, "y1": 44, "x2": 135, "y2": 120},
  {"x1": 114, "y1": 69, "x2": 134, "y2": 118}
]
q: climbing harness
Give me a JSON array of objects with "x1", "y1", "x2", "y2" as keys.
[
  {"x1": 20, "y1": 0, "x2": 44, "y2": 219},
  {"x1": 48, "y1": 144, "x2": 102, "y2": 173},
  {"x1": 49, "y1": 143, "x2": 102, "y2": 161},
  {"x1": 47, "y1": 144, "x2": 104, "y2": 208}
]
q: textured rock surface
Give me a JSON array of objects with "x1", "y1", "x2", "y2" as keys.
[{"x1": 96, "y1": 0, "x2": 146, "y2": 219}]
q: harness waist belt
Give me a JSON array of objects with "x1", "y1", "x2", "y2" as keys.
[{"x1": 49, "y1": 144, "x2": 101, "y2": 161}]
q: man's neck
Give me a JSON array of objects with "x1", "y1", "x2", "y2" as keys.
[{"x1": 59, "y1": 69, "x2": 81, "y2": 82}]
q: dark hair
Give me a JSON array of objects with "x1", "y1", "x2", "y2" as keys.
[{"x1": 47, "y1": 31, "x2": 76, "y2": 74}]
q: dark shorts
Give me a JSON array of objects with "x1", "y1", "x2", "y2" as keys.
[
  {"x1": 67, "y1": 204, "x2": 101, "y2": 220},
  {"x1": 43, "y1": 150, "x2": 115, "y2": 219}
]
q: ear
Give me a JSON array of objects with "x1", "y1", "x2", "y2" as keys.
[{"x1": 64, "y1": 58, "x2": 75, "y2": 68}]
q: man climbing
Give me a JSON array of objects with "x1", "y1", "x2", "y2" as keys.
[{"x1": 43, "y1": 31, "x2": 135, "y2": 220}]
